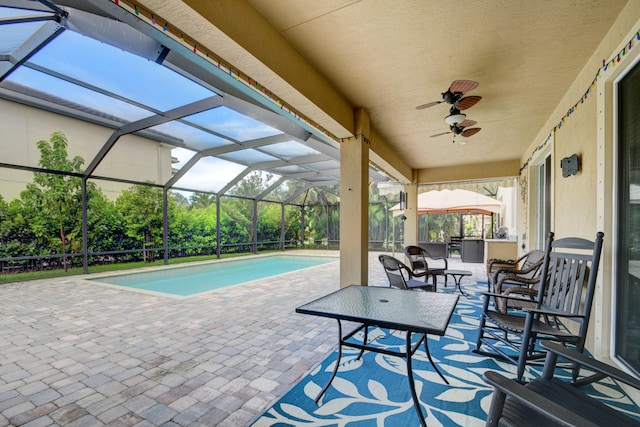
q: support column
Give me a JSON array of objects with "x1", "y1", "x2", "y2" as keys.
[
  {"x1": 280, "y1": 203, "x2": 285, "y2": 251},
  {"x1": 163, "y1": 188, "x2": 169, "y2": 265},
  {"x1": 404, "y1": 183, "x2": 419, "y2": 247},
  {"x1": 253, "y1": 199, "x2": 258, "y2": 254},
  {"x1": 340, "y1": 109, "x2": 370, "y2": 287},
  {"x1": 216, "y1": 195, "x2": 221, "y2": 258},
  {"x1": 82, "y1": 178, "x2": 88, "y2": 274}
]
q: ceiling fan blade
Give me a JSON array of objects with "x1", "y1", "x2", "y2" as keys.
[
  {"x1": 458, "y1": 119, "x2": 477, "y2": 128},
  {"x1": 430, "y1": 131, "x2": 451, "y2": 137},
  {"x1": 456, "y1": 95, "x2": 482, "y2": 110},
  {"x1": 416, "y1": 100, "x2": 442, "y2": 110},
  {"x1": 418, "y1": 80, "x2": 479, "y2": 110},
  {"x1": 461, "y1": 127, "x2": 481, "y2": 137},
  {"x1": 449, "y1": 80, "x2": 479, "y2": 94}
]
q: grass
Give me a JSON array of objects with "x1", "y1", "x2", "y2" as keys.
[{"x1": 0, "y1": 252, "x2": 278, "y2": 284}]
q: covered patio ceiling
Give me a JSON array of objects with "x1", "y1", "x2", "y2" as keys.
[
  {"x1": 0, "y1": 0, "x2": 389, "y2": 202},
  {"x1": 137, "y1": 0, "x2": 629, "y2": 177},
  {"x1": 1, "y1": 0, "x2": 632, "y2": 194}
]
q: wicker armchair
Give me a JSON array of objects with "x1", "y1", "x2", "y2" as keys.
[
  {"x1": 404, "y1": 245, "x2": 448, "y2": 290},
  {"x1": 378, "y1": 254, "x2": 436, "y2": 292},
  {"x1": 487, "y1": 249, "x2": 545, "y2": 313}
]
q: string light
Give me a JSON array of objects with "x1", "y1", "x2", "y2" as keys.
[
  {"x1": 521, "y1": 26, "x2": 640, "y2": 174},
  {"x1": 116, "y1": 0, "x2": 640, "y2": 150}
]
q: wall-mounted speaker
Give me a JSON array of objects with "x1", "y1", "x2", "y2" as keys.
[{"x1": 561, "y1": 154, "x2": 580, "y2": 177}]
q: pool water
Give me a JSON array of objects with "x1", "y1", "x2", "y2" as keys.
[{"x1": 93, "y1": 255, "x2": 337, "y2": 296}]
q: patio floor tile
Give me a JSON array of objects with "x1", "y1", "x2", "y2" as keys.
[{"x1": 0, "y1": 251, "x2": 488, "y2": 426}]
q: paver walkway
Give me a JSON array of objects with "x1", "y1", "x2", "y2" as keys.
[{"x1": 0, "y1": 251, "x2": 485, "y2": 426}]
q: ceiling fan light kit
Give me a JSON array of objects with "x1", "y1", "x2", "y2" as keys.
[
  {"x1": 445, "y1": 112, "x2": 467, "y2": 125},
  {"x1": 422, "y1": 80, "x2": 483, "y2": 141}
]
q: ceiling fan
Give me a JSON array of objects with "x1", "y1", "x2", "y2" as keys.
[
  {"x1": 430, "y1": 119, "x2": 481, "y2": 139},
  {"x1": 416, "y1": 80, "x2": 481, "y2": 111}
]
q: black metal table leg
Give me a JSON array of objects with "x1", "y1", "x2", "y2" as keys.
[
  {"x1": 357, "y1": 325, "x2": 368, "y2": 360},
  {"x1": 452, "y1": 274, "x2": 469, "y2": 297},
  {"x1": 406, "y1": 331, "x2": 427, "y2": 427},
  {"x1": 315, "y1": 319, "x2": 343, "y2": 403},
  {"x1": 422, "y1": 333, "x2": 449, "y2": 385}
]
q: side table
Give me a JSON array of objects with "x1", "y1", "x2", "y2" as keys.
[{"x1": 444, "y1": 269, "x2": 472, "y2": 297}]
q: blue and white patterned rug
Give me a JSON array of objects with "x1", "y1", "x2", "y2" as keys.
[{"x1": 252, "y1": 282, "x2": 640, "y2": 426}]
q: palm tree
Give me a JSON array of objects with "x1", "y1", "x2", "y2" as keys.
[{"x1": 190, "y1": 192, "x2": 216, "y2": 208}]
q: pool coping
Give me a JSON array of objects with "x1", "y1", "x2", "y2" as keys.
[{"x1": 78, "y1": 251, "x2": 339, "y2": 299}]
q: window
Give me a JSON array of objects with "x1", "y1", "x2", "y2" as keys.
[
  {"x1": 615, "y1": 59, "x2": 640, "y2": 375},
  {"x1": 534, "y1": 155, "x2": 552, "y2": 249}
]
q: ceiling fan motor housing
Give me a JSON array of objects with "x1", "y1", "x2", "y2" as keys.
[
  {"x1": 442, "y1": 90, "x2": 462, "y2": 104},
  {"x1": 450, "y1": 124, "x2": 464, "y2": 134}
]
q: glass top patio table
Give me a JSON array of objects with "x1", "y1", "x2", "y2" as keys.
[
  {"x1": 296, "y1": 284, "x2": 459, "y2": 335},
  {"x1": 296, "y1": 285, "x2": 459, "y2": 427}
]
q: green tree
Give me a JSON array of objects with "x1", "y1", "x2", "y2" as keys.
[
  {"x1": 222, "y1": 171, "x2": 272, "y2": 249},
  {"x1": 283, "y1": 205, "x2": 302, "y2": 245},
  {"x1": 19, "y1": 132, "x2": 85, "y2": 269},
  {"x1": 369, "y1": 202, "x2": 387, "y2": 247},
  {"x1": 219, "y1": 198, "x2": 252, "y2": 250},
  {"x1": 116, "y1": 184, "x2": 173, "y2": 261},
  {"x1": 172, "y1": 191, "x2": 190, "y2": 207},
  {"x1": 230, "y1": 171, "x2": 270, "y2": 198},
  {"x1": 0, "y1": 195, "x2": 8, "y2": 252},
  {"x1": 257, "y1": 201, "x2": 282, "y2": 244},
  {"x1": 190, "y1": 192, "x2": 216, "y2": 209},
  {"x1": 0, "y1": 198, "x2": 37, "y2": 263},
  {"x1": 86, "y1": 188, "x2": 130, "y2": 253},
  {"x1": 170, "y1": 203, "x2": 218, "y2": 253}
]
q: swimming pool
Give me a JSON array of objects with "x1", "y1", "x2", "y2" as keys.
[{"x1": 92, "y1": 255, "x2": 337, "y2": 297}]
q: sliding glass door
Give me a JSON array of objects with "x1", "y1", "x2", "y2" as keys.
[{"x1": 615, "y1": 60, "x2": 640, "y2": 375}]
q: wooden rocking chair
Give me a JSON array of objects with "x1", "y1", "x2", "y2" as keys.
[{"x1": 475, "y1": 231, "x2": 604, "y2": 382}]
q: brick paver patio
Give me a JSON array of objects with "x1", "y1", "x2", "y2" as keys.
[{"x1": 0, "y1": 251, "x2": 485, "y2": 426}]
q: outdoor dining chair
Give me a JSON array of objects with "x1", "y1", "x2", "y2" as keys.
[
  {"x1": 475, "y1": 231, "x2": 604, "y2": 383},
  {"x1": 378, "y1": 254, "x2": 436, "y2": 292},
  {"x1": 404, "y1": 245, "x2": 448, "y2": 290}
]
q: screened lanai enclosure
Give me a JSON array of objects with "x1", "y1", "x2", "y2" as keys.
[
  {"x1": 0, "y1": 0, "x2": 402, "y2": 274},
  {"x1": 0, "y1": 1, "x2": 510, "y2": 276}
]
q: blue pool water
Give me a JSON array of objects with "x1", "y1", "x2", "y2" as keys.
[{"x1": 93, "y1": 255, "x2": 337, "y2": 296}]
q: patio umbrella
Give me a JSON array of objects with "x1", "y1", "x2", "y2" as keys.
[{"x1": 391, "y1": 189, "x2": 502, "y2": 216}]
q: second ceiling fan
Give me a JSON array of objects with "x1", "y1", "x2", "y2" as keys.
[{"x1": 430, "y1": 119, "x2": 481, "y2": 138}]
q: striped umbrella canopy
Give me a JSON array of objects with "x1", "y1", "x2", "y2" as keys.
[{"x1": 391, "y1": 189, "x2": 501, "y2": 216}]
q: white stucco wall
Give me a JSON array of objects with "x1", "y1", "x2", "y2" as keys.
[
  {"x1": 518, "y1": 2, "x2": 640, "y2": 362},
  {"x1": 0, "y1": 99, "x2": 173, "y2": 200}
]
